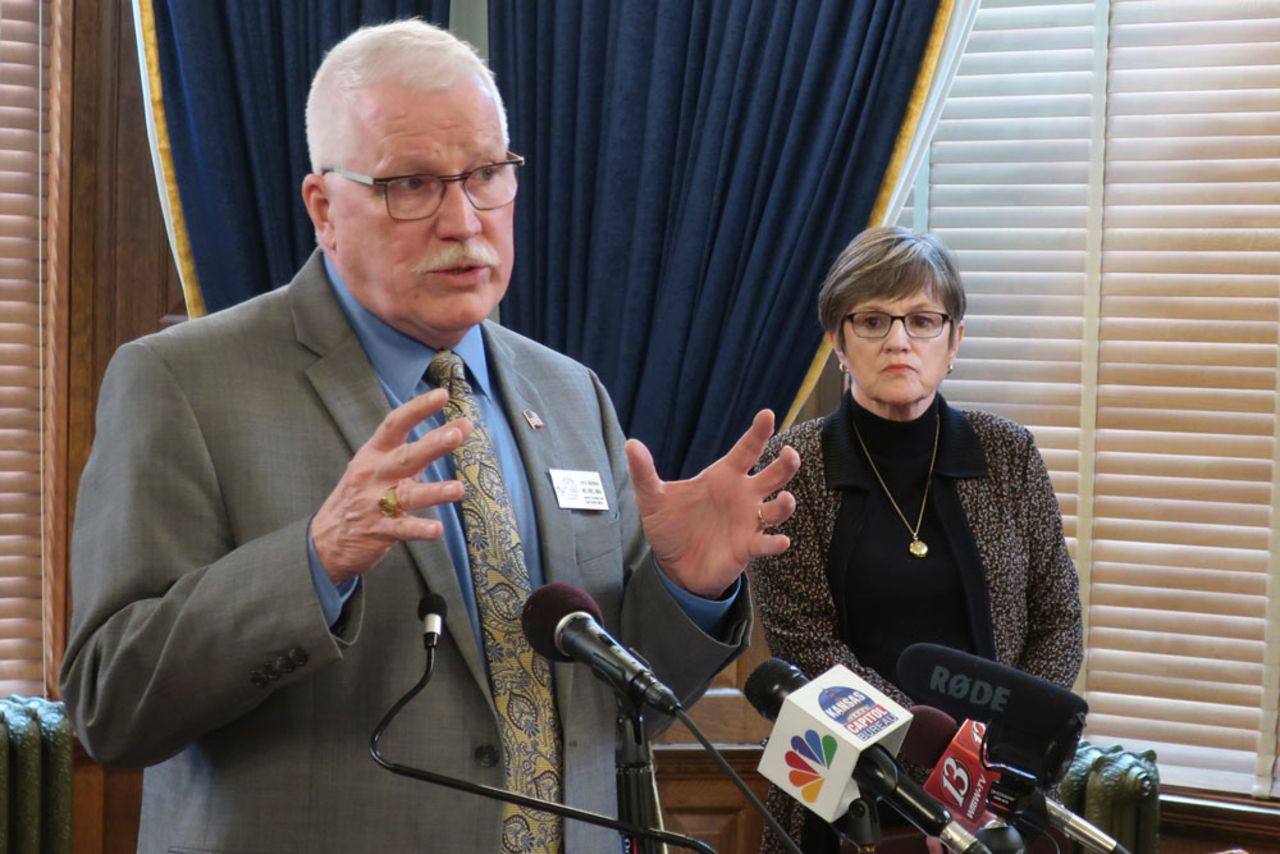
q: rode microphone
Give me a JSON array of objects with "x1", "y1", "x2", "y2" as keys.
[
  {"x1": 897, "y1": 643, "x2": 1086, "y2": 788},
  {"x1": 745, "y1": 658, "x2": 990, "y2": 854},
  {"x1": 520, "y1": 582, "x2": 681, "y2": 715}
]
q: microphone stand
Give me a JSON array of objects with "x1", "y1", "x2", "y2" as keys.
[
  {"x1": 370, "y1": 644, "x2": 715, "y2": 854},
  {"x1": 616, "y1": 697, "x2": 662, "y2": 854},
  {"x1": 832, "y1": 795, "x2": 881, "y2": 851}
]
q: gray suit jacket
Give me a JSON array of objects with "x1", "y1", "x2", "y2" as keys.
[{"x1": 61, "y1": 253, "x2": 751, "y2": 853}]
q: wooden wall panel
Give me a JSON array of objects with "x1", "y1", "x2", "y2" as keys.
[
  {"x1": 66, "y1": 0, "x2": 179, "y2": 850},
  {"x1": 655, "y1": 748, "x2": 770, "y2": 854}
]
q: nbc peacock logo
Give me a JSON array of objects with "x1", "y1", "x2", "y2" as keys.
[{"x1": 784, "y1": 730, "x2": 837, "y2": 803}]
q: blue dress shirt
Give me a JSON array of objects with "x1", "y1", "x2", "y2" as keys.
[{"x1": 308, "y1": 258, "x2": 738, "y2": 651}]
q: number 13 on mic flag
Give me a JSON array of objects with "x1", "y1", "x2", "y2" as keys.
[{"x1": 924, "y1": 719, "x2": 998, "y2": 832}]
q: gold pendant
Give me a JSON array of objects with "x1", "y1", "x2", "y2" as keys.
[{"x1": 909, "y1": 538, "x2": 928, "y2": 558}]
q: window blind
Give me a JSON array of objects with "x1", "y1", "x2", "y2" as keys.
[
  {"x1": 0, "y1": 0, "x2": 48, "y2": 696},
  {"x1": 1089, "y1": 0, "x2": 1279, "y2": 798},
  {"x1": 904, "y1": 0, "x2": 1280, "y2": 796}
]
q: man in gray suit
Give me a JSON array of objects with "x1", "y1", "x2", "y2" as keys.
[{"x1": 62, "y1": 19, "x2": 799, "y2": 854}]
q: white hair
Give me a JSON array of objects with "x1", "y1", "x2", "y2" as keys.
[{"x1": 305, "y1": 18, "x2": 508, "y2": 172}]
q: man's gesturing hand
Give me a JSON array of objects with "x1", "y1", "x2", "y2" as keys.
[
  {"x1": 625, "y1": 409, "x2": 799, "y2": 599},
  {"x1": 312, "y1": 388, "x2": 472, "y2": 584}
]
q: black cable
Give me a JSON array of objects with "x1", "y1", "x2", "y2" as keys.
[{"x1": 674, "y1": 706, "x2": 805, "y2": 854}]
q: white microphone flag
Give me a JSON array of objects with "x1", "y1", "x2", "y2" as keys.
[{"x1": 756, "y1": 664, "x2": 913, "y2": 822}]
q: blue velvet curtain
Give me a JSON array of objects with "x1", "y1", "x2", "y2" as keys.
[
  {"x1": 489, "y1": 0, "x2": 939, "y2": 477},
  {"x1": 148, "y1": 0, "x2": 450, "y2": 313}
]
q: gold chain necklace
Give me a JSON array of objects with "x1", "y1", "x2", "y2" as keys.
[{"x1": 851, "y1": 409, "x2": 940, "y2": 558}]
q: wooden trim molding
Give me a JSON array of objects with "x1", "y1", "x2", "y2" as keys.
[
  {"x1": 73, "y1": 742, "x2": 143, "y2": 854},
  {"x1": 42, "y1": 0, "x2": 74, "y2": 701},
  {"x1": 1161, "y1": 787, "x2": 1280, "y2": 850}
]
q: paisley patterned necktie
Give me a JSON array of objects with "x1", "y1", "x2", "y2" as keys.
[{"x1": 427, "y1": 350, "x2": 564, "y2": 853}]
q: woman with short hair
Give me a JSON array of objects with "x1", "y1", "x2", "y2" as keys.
[{"x1": 753, "y1": 225, "x2": 1083, "y2": 854}]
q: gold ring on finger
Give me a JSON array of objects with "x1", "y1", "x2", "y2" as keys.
[
  {"x1": 378, "y1": 486, "x2": 403, "y2": 518},
  {"x1": 756, "y1": 507, "x2": 767, "y2": 531}
]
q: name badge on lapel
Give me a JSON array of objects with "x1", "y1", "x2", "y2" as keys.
[{"x1": 548, "y1": 469, "x2": 610, "y2": 511}]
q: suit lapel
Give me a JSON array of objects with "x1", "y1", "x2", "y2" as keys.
[
  {"x1": 482, "y1": 324, "x2": 583, "y2": 590},
  {"x1": 482, "y1": 324, "x2": 586, "y2": 712},
  {"x1": 289, "y1": 254, "x2": 490, "y2": 698}
]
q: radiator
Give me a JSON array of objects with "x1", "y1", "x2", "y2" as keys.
[
  {"x1": 1060, "y1": 740, "x2": 1160, "y2": 854},
  {"x1": 0, "y1": 697, "x2": 73, "y2": 854}
]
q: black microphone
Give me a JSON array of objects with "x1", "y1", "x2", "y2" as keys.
[
  {"x1": 897, "y1": 643, "x2": 1086, "y2": 788},
  {"x1": 418, "y1": 593, "x2": 447, "y2": 649},
  {"x1": 523, "y1": 585, "x2": 805, "y2": 853},
  {"x1": 745, "y1": 658, "x2": 990, "y2": 854},
  {"x1": 371, "y1": 590, "x2": 713, "y2": 853},
  {"x1": 520, "y1": 582, "x2": 681, "y2": 715}
]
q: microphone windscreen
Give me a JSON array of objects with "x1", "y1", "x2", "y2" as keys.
[
  {"x1": 743, "y1": 658, "x2": 808, "y2": 722},
  {"x1": 418, "y1": 592, "x2": 448, "y2": 621},
  {"x1": 900, "y1": 705, "x2": 960, "y2": 767},
  {"x1": 897, "y1": 643, "x2": 1087, "y2": 737},
  {"x1": 520, "y1": 582, "x2": 605, "y2": 663}
]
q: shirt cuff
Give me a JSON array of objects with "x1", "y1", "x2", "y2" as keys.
[
  {"x1": 307, "y1": 522, "x2": 358, "y2": 626},
  {"x1": 655, "y1": 566, "x2": 741, "y2": 638}
]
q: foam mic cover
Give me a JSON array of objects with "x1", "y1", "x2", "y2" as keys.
[
  {"x1": 417, "y1": 592, "x2": 448, "y2": 647},
  {"x1": 897, "y1": 643, "x2": 1087, "y2": 739},
  {"x1": 520, "y1": 582, "x2": 605, "y2": 663},
  {"x1": 520, "y1": 582, "x2": 681, "y2": 714},
  {"x1": 418, "y1": 592, "x2": 448, "y2": 621},
  {"x1": 743, "y1": 657, "x2": 807, "y2": 722},
  {"x1": 901, "y1": 705, "x2": 961, "y2": 767}
]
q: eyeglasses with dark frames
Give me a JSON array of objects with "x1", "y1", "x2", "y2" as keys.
[
  {"x1": 322, "y1": 153, "x2": 525, "y2": 221},
  {"x1": 844, "y1": 311, "x2": 952, "y2": 340}
]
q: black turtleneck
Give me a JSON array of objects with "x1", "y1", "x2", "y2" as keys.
[{"x1": 843, "y1": 396, "x2": 974, "y2": 687}]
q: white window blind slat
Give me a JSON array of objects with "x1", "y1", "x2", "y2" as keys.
[
  {"x1": 1109, "y1": 44, "x2": 1280, "y2": 69},
  {"x1": 1094, "y1": 499, "x2": 1271, "y2": 530},
  {"x1": 1094, "y1": 479, "x2": 1270, "y2": 510},
  {"x1": 1089, "y1": 648, "x2": 1263, "y2": 682},
  {"x1": 1111, "y1": 66, "x2": 1280, "y2": 91},
  {"x1": 1089, "y1": 672, "x2": 1260, "y2": 707},
  {"x1": 932, "y1": 207, "x2": 1087, "y2": 227},
  {"x1": 932, "y1": 185, "x2": 1091, "y2": 205}
]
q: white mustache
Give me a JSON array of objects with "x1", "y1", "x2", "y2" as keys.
[{"x1": 413, "y1": 242, "x2": 500, "y2": 275}]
